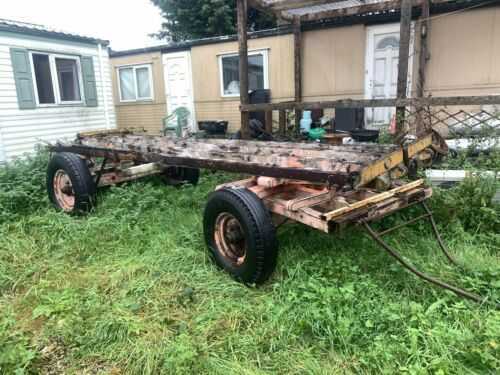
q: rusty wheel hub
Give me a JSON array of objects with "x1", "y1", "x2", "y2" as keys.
[
  {"x1": 214, "y1": 213, "x2": 246, "y2": 266},
  {"x1": 53, "y1": 170, "x2": 75, "y2": 212}
]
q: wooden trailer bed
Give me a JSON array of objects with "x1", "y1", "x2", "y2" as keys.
[{"x1": 53, "y1": 130, "x2": 435, "y2": 189}]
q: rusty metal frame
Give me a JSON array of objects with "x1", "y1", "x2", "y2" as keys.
[{"x1": 216, "y1": 177, "x2": 432, "y2": 233}]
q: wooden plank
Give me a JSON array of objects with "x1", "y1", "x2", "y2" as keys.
[
  {"x1": 82, "y1": 134, "x2": 388, "y2": 165},
  {"x1": 285, "y1": 0, "x2": 422, "y2": 21},
  {"x1": 270, "y1": 0, "x2": 341, "y2": 11},
  {"x1": 396, "y1": 0, "x2": 412, "y2": 137},
  {"x1": 264, "y1": 199, "x2": 329, "y2": 232},
  {"x1": 323, "y1": 179, "x2": 426, "y2": 221},
  {"x1": 237, "y1": 0, "x2": 250, "y2": 139},
  {"x1": 122, "y1": 163, "x2": 162, "y2": 177},
  {"x1": 54, "y1": 143, "x2": 349, "y2": 185},
  {"x1": 52, "y1": 132, "x2": 422, "y2": 187},
  {"x1": 294, "y1": 16, "x2": 302, "y2": 134},
  {"x1": 240, "y1": 95, "x2": 500, "y2": 112}
]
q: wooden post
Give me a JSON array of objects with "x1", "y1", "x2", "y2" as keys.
[
  {"x1": 396, "y1": 0, "x2": 412, "y2": 138},
  {"x1": 416, "y1": 0, "x2": 430, "y2": 135},
  {"x1": 293, "y1": 17, "x2": 302, "y2": 135},
  {"x1": 265, "y1": 110, "x2": 273, "y2": 134},
  {"x1": 237, "y1": 0, "x2": 250, "y2": 139},
  {"x1": 279, "y1": 110, "x2": 286, "y2": 136}
]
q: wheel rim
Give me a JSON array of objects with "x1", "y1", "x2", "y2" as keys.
[
  {"x1": 53, "y1": 169, "x2": 75, "y2": 211},
  {"x1": 214, "y1": 212, "x2": 247, "y2": 266}
]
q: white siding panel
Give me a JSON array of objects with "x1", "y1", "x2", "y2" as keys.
[{"x1": 0, "y1": 32, "x2": 116, "y2": 161}]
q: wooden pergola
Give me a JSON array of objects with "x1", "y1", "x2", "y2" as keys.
[{"x1": 236, "y1": 0, "x2": 500, "y2": 139}]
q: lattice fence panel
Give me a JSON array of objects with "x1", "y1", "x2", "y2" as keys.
[{"x1": 403, "y1": 107, "x2": 500, "y2": 140}]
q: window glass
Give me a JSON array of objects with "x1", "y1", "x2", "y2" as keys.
[
  {"x1": 56, "y1": 58, "x2": 81, "y2": 102},
  {"x1": 222, "y1": 55, "x2": 239, "y2": 95},
  {"x1": 119, "y1": 68, "x2": 136, "y2": 100},
  {"x1": 376, "y1": 36, "x2": 399, "y2": 50},
  {"x1": 32, "y1": 53, "x2": 55, "y2": 104},
  {"x1": 221, "y1": 53, "x2": 265, "y2": 96},
  {"x1": 248, "y1": 54, "x2": 264, "y2": 91},
  {"x1": 136, "y1": 67, "x2": 151, "y2": 99}
]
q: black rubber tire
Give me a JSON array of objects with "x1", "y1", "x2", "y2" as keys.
[
  {"x1": 47, "y1": 152, "x2": 96, "y2": 214},
  {"x1": 203, "y1": 187, "x2": 278, "y2": 285},
  {"x1": 164, "y1": 166, "x2": 200, "y2": 186}
]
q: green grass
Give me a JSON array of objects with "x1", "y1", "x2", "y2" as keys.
[{"x1": 0, "y1": 153, "x2": 499, "y2": 374}]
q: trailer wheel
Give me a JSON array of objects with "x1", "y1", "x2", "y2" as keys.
[
  {"x1": 204, "y1": 188, "x2": 278, "y2": 285},
  {"x1": 164, "y1": 166, "x2": 200, "y2": 186},
  {"x1": 47, "y1": 153, "x2": 95, "y2": 214}
]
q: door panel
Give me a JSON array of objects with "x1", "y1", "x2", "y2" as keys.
[
  {"x1": 365, "y1": 24, "x2": 414, "y2": 128},
  {"x1": 163, "y1": 52, "x2": 196, "y2": 131}
]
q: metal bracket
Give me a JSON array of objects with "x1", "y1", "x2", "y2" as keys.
[{"x1": 94, "y1": 157, "x2": 108, "y2": 187}]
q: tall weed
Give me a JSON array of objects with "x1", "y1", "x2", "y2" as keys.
[{"x1": 0, "y1": 150, "x2": 49, "y2": 224}]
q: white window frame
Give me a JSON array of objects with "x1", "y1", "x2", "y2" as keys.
[
  {"x1": 218, "y1": 49, "x2": 269, "y2": 98},
  {"x1": 117, "y1": 64, "x2": 154, "y2": 103},
  {"x1": 29, "y1": 51, "x2": 85, "y2": 107}
]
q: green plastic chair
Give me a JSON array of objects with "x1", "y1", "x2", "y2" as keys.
[{"x1": 162, "y1": 107, "x2": 190, "y2": 137}]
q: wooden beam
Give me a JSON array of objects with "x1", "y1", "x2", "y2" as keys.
[
  {"x1": 237, "y1": 0, "x2": 250, "y2": 139},
  {"x1": 240, "y1": 95, "x2": 500, "y2": 112},
  {"x1": 417, "y1": 0, "x2": 430, "y2": 98},
  {"x1": 284, "y1": 0, "x2": 423, "y2": 21},
  {"x1": 251, "y1": 0, "x2": 456, "y2": 21},
  {"x1": 265, "y1": 110, "x2": 273, "y2": 134},
  {"x1": 416, "y1": 0, "x2": 431, "y2": 135},
  {"x1": 396, "y1": 0, "x2": 412, "y2": 137},
  {"x1": 279, "y1": 110, "x2": 287, "y2": 135},
  {"x1": 294, "y1": 16, "x2": 302, "y2": 134},
  {"x1": 271, "y1": 0, "x2": 344, "y2": 11}
]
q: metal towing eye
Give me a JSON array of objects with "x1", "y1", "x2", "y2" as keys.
[{"x1": 362, "y1": 202, "x2": 499, "y2": 309}]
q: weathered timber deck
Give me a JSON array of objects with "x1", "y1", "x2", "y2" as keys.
[{"x1": 51, "y1": 133, "x2": 431, "y2": 188}]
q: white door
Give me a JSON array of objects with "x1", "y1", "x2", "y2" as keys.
[
  {"x1": 163, "y1": 51, "x2": 196, "y2": 131},
  {"x1": 365, "y1": 23, "x2": 414, "y2": 128}
]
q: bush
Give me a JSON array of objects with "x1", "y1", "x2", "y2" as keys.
[
  {"x1": 0, "y1": 150, "x2": 49, "y2": 224},
  {"x1": 431, "y1": 176, "x2": 500, "y2": 233}
]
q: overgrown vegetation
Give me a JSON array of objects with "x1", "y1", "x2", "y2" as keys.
[{"x1": 0, "y1": 151, "x2": 498, "y2": 374}]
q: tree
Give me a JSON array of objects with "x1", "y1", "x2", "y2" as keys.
[{"x1": 151, "y1": 0, "x2": 275, "y2": 42}]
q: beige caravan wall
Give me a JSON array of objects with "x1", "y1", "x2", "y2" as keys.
[
  {"x1": 301, "y1": 25, "x2": 366, "y2": 101},
  {"x1": 191, "y1": 25, "x2": 366, "y2": 131},
  {"x1": 191, "y1": 34, "x2": 294, "y2": 131},
  {"x1": 111, "y1": 51, "x2": 166, "y2": 134},
  {"x1": 424, "y1": 7, "x2": 500, "y2": 97},
  {"x1": 191, "y1": 7, "x2": 500, "y2": 132}
]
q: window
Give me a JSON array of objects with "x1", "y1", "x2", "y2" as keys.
[
  {"x1": 56, "y1": 58, "x2": 81, "y2": 102},
  {"x1": 30, "y1": 52, "x2": 84, "y2": 105},
  {"x1": 219, "y1": 50, "x2": 268, "y2": 97},
  {"x1": 118, "y1": 64, "x2": 153, "y2": 102}
]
